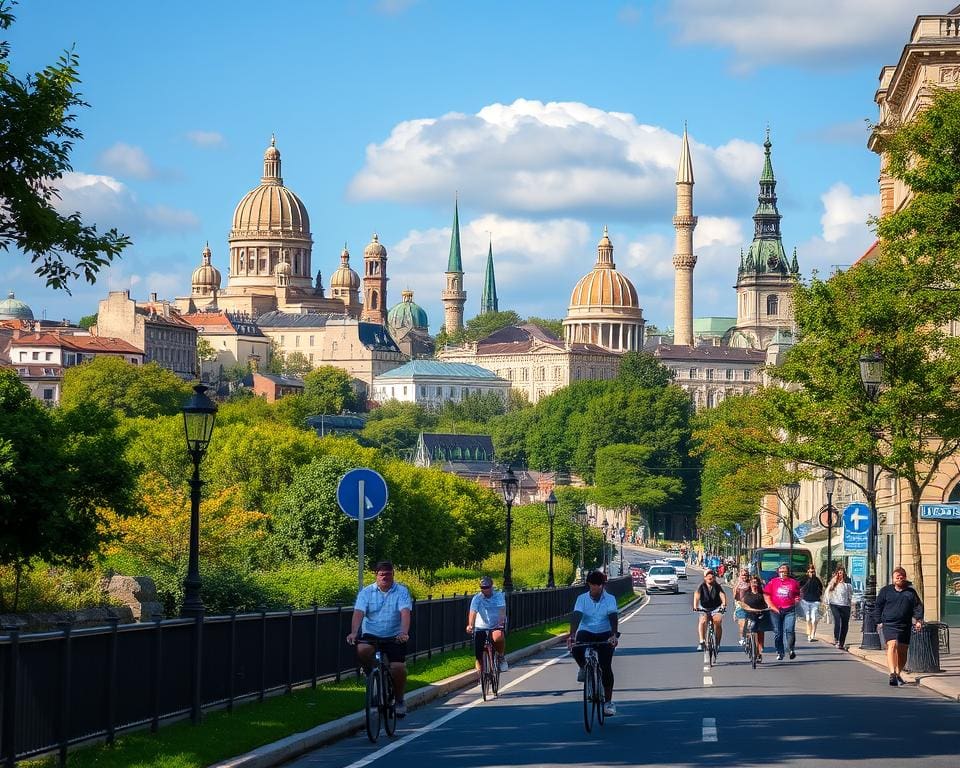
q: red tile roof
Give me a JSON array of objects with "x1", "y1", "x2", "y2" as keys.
[{"x1": 11, "y1": 333, "x2": 142, "y2": 355}]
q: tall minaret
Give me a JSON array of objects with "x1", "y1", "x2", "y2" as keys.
[
  {"x1": 442, "y1": 198, "x2": 466, "y2": 333},
  {"x1": 480, "y1": 236, "x2": 498, "y2": 314},
  {"x1": 672, "y1": 124, "x2": 698, "y2": 347}
]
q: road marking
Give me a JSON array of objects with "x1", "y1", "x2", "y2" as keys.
[
  {"x1": 703, "y1": 675, "x2": 713, "y2": 685},
  {"x1": 343, "y1": 594, "x2": 652, "y2": 767},
  {"x1": 703, "y1": 665, "x2": 709, "y2": 671},
  {"x1": 702, "y1": 717, "x2": 718, "y2": 742}
]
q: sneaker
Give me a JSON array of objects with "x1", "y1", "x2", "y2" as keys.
[
  {"x1": 756, "y1": 654, "x2": 763, "y2": 664},
  {"x1": 697, "y1": 642, "x2": 704, "y2": 651},
  {"x1": 789, "y1": 651, "x2": 796, "y2": 660},
  {"x1": 777, "y1": 654, "x2": 784, "y2": 661},
  {"x1": 395, "y1": 701, "x2": 407, "y2": 717},
  {"x1": 603, "y1": 701, "x2": 617, "y2": 716},
  {"x1": 577, "y1": 667, "x2": 585, "y2": 683},
  {"x1": 499, "y1": 659, "x2": 509, "y2": 673},
  {"x1": 889, "y1": 674, "x2": 898, "y2": 687},
  {"x1": 896, "y1": 674, "x2": 906, "y2": 686},
  {"x1": 738, "y1": 638, "x2": 745, "y2": 646}
]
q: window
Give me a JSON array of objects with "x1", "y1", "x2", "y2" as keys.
[
  {"x1": 766, "y1": 294, "x2": 779, "y2": 316},
  {"x1": 706, "y1": 369, "x2": 714, "y2": 381},
  {"x1": 403, "y1": 386, "x2": 407, "y2": 396},
  {"x1": 420, "y1": 386, "x2": 426, "y2": 397},
  {"x1": 295, "y1": 336, "x2": 300, "y2": 347},
  {"x1": 743, "y1": 370, "x2": 751, "y2": 381},
  {"x1": 725, "y1": 369, "x2": 734, "y2": 381},
  {"x1": 43, "y1": 388, "x2": 54, "y2": 401},
  {"x1": 689, "y1": 368, "x2": 699, "y2": 379},
  {"x1": 707, "y1": 391, "x2": 716, "y2": 408},
  {"x1": 18, "y1": 351, "x2": 25, "y2": 361},
  {"x1": 45, "y1": 352, "x2": 52, "y2": 361},
  {"x1": 309, "y1": 353, "x2": 314, "y2": 362},
  {"x1": 32, "y1": 351, "x2": 39, "y2": 360},
  {"x1": 309, "y1": 335, "x2": 314, "y2": 346},
  {"x1": 436, "y1": 386, "x2": 442, "y2": 396}
]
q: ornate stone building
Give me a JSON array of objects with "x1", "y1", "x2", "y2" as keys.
[{"x1": 387, "y1": 290, "x2": 434, "y2": 359}]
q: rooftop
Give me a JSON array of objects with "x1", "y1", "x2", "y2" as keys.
[{"x1": 376, "y1": 360, "x2": 503, "y2": 380}]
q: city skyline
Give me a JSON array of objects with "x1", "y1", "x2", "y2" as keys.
[{"x1": 7, "y1": 0, "x2": 926, "y2": 332}]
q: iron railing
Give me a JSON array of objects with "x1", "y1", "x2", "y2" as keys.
[{"x1": 0, "y1": 577, "x2": 632, "y2": 766}]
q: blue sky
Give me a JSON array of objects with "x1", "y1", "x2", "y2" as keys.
[{"x1": 6, "y1": 0, "x2": 930, "y2": 331}]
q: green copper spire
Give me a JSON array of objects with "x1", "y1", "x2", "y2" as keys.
[
  {"x1": 480, "y1": 237, "x2": 498, "y2": 314},
  {"x1": 739, "y1": 128, "x2": 788, "y2": 275},
  {"x1": 790, "y1": 246, "x2": 799, "y2": 274},
  {"x1": 447, "y1": 198, "x2": 463, "y2": 273},
  {"x1": 760, "y1": 126, "x2": 775, "y2": 183}
]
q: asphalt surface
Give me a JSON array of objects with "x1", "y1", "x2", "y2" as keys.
[{"x1": 282, "y1": 556, "x2": 960, "y2": 768}]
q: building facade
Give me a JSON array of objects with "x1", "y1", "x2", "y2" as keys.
[
  {"x1": 372, "y1": 360, "x2": 510, "y2": 408},
  {"x1": 180, "y1": 310, "x2": 271, "y2": 387}
]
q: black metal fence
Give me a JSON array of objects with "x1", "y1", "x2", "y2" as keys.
[{"x1": 0, "y1": 577, "x2": 632, "y2": 766}]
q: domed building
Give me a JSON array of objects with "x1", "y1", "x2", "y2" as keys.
[
  {"x1": 329, "y1": 245, "x2": 361, "y2": 315},
  {"x1": 0, "y1": 291, "x2": 33, "y2": 321},
  {"x1": 387, "y1": 289, "x2": 434, "y2": 358},
  {"x1": 190, "y1": 243, "x2": 221, "y2": 299},
  {"x1": 563, "y1": 227, "x2": 645, "y2": 351}
]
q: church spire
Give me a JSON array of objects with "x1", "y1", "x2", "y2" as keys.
[
  {"x1": 742, "y1": 128, "x2": 788, "y2": 275},
  {"x1": 447, "y1": 197, "x2": 463, "y2": 273},
  {"x1": 481, "y1": 236, "x2": 498, "y2": 314},
  {"x1": 442, "y1": 196, "x2": 466, "y2": 334}
]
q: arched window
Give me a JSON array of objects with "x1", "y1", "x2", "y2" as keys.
[
  {"x1": 371, "y1": 290, "x2": 379, "y2": 309},
  {"x1": 766, "y1": 294, "x2": 779, "y2": 316}
]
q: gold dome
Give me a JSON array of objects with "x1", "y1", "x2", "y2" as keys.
[
  {"x1": 230, "y1": 137, "x2": 310, "y2": 237},
  {"x1": 568, "y1": 227, "x2": 640, "y2": 309},
  {"x1": 191, "y1": 242, "x2": 221, "y2": 291},
  {"x1": 330, "y1": 245, "x2": 360, "y2": 289},
  {"x1": 364, "y1": 233, "x2": 387, "y2": 258}
]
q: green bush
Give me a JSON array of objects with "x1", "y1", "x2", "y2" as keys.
[
  {"x1": 481, "y1": 546, "x2": 575, "y2": 589},
  {"x1": 0, "y1": 564, "x2": 110, "y2": 613},
  {"x1": 255, "y1": 561, "x2": 360, "y2": 608}
]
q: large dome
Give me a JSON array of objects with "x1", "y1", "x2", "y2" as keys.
[
  {"x1": 388, "y1": 289, "x2": 428, "y2": 330},
  {"x1": 0, "y1": 291, "x2": 33, "y2": 321},
  {"x1": 230, "y1": 137, "x2": 310, "y2": 237},
  {"x1": 568, "y1": 228, "x2": 640, "y2": 309}
]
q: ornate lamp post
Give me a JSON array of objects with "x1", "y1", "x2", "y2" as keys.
[
  {"x1": 575, "y1": 507, "x2": 587, "y2": 581},
  {"x1": 601, "y1": 519, "x2": 609, "y2": 573},
  {"x1": 824, "y1": 472, "x2": 837, "y2": 579},
  {"x1": 500, "y1": 467, "x2": 519, "y2": 592},
  {"x1": 545, "y1": 490, "x2": 558, "y2": 588},
  {"x1": 859, "y1": 351, "x2": 884, "y2": 651},
  {"x1": 181, "y1": 384, "x2": 218, "y2": 618},
  {"x1": 618, "y1": 515, "x2": 625, "y2": 577},
  {"x1": 785, "y1": 481, "x2": 801, "y2": 563}
]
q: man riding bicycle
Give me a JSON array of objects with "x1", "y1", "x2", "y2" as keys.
[
  {"x1": 567, "y1": 570, "x2": 619, "y2": 717},
  {"x1": 466, "y1": 576, "x2": 508, "y2": 673},
  {"x1": 694, "y1": 568, "x2": 727, "y2": 652},
  {"x1": 346, "y1": 561, "x2": 412, "y2": 717}
]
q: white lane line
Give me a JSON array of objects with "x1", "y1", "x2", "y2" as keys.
[
  {"x1": 703, "y1": 675, "x2": 713, "y2": 686},
  {"x1": 703, "y1": 666, "x2": 709, "y2": 672},
  {"x1": 344, "y1": 594, "x2": 652, "y2": 767},
  {"x1": 702, "y1": 717, "x2": 718, "y2": 742}
]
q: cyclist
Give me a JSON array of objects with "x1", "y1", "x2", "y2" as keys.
[
  {"x1": 694, "y1": 568, "x2": 727, "y2": 652},
  {"x1": 733, "y1": 568, "x2": 751, "y2": 644},
  {"x1": 466, "y1": 575, "x2": 508, "y2": 673},
  {"x1": 346, "y1": 561, "x2": 412, "y2": 717},
  {"x1": 567, "y1": 570, "x2": 619, "y2": 717},
  {"x1": 740, "y1": 575, "x2": 771, "y2": 662}
]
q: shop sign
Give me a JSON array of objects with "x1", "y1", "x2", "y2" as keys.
[{"x1": 920, "y1": 503, "x2": 960, "y2": 520}]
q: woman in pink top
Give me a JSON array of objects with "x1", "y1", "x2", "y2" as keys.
[{"x1": 763, "y1": 563, "x2": 801, "y2": 661}]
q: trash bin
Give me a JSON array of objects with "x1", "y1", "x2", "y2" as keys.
[{"x1": 906, "y1": 622, "x2": 942, "y2": 673}]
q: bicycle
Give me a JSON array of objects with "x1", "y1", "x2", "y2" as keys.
[
  {"x1": 697, "y1": 607, "x2": 724, "y2": 667},
  {"x1": 742, "y1": 612, "x2": 765, "y2": 669},
  {"x1": 573, "y1": 641, "x2": 608, "y2": 733},
  {"x1": 476, "y1": 628, "x2": 503, "y2": 701},
  {"x1": 359, "y1": 639, "x2": 397, "y2": 743}
]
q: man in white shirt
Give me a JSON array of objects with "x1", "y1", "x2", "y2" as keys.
[
  {"x1": 566, "y1": 570, "x2": 620, "y2": 716},
  {"x1": 466, "y1": 576, "x2": 508, "y2": 673}
]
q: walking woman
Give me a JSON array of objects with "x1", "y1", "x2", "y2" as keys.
[
  {"x1": 824, "y1": 566, "x2": 853, "y2": 649},
  {"x1": 876, "y1": 567, "x2": 924, "y2": 687},
  {"x1": 800, "y1": 566, "x2": 825, "y2": 642}
]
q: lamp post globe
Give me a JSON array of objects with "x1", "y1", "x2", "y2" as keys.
[
  {"x1": 500, "y1": 467, "x2": 519, "y2": 592},
  {"x1": 785, "y1": 481, "x2": 801, "y2": 562},
  {"x1": 858, "y1": 351, "x2": 884, "y2": 651},
  {"x1": 545, "y1": 490, "x2": 558, "y2": 588},
  {"x1": 181, "y1": 383, "x2": 217, "y2": 619}
]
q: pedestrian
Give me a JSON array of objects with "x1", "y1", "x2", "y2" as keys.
[
  {"x1": 763, "y1": 563, "x2": 801, "y2": 661},
  {"x1": 875, "y1": 567, "x2": 924, "y2": 687},
  {"x1": 799, "y1": 565, "x2": 824, "y2": 642},
  {"x1": 824, "y1": 566, "x2": 853, "y2": 649}
]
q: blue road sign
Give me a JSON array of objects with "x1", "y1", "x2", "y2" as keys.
[
  {"x1": 843, "y1": 502, "x2": 871, "y2": 552},
  {"x1": 337, "y1": 468, "x2": 388, "y2": 520}
]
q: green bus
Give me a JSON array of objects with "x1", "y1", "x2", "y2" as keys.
[{"x1": 750, "y1": 547, "x2": 814, "y2": 583}]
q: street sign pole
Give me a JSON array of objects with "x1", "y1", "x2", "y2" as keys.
[{"x1": 358, "y1": 479, "x2": 365, "y2": 593}]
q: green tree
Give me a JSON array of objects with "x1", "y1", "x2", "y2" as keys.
[
  {"x1": 616, "y1": 350, "x2": 674, "y2": 388},
  {"x1": 284, "y1": 351, "x2": 312, "y2": 377},
  {"x1": 61, "y1": 357, "x2": 191, "y2": 418},
  {"x1": 0, "y1": 2, "x2": 129, "y2": 289},
  {"x1": 0, "y1": 370, "x2": 136, "y2": 609},
  {"x1": 303, "y1": 365, "x2": 358, "y2": 414},
  {"x1": 360, "y1": 400, "x2": 437, "y2": 457},
  {"x1": 525, "y1": 316, "x2": 564, "y2": 338},
  {"x1": 463, "y1": 310, "x2": 522, "y2": 341},
  {"x1": 78, "y1": 313, "x2": 97, "y2": 330},
  {"x1": 591, "y1": 444, "x2": 682, "y2": 533}
]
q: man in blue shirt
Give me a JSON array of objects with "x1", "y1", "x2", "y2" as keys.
[
  {"x1": 466, "y1": 576, "x2": 508, "y2": 673},
  {"x1": 567, "y1": 570, "x2": 619, "y2": 716},
  {"x1": 346, "y1": 561, "x2": 412, "y2": 716}
]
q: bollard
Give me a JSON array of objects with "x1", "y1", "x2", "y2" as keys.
[{"x1": 907, "y1": 622, "x2": 942, "y2": 673}]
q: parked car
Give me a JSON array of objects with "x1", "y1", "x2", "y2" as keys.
[
  {"x1": 645, "y1": 565, "x2": 680, "y2": 594},
  {"x1": 666, "y1": 558, "x2": 688, "y2": 579}
]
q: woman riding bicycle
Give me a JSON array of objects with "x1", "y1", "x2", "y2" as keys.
[
  {"x1": 740, "y1": 575, "x2": 772, "y2": 663},
  {"x1": 567, "y1": 570, "x2": 619, "y2": 716}
]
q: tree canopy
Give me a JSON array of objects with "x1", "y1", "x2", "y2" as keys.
[{"x1": 61, "y1": 357, "x2": 192, "y2": 418}]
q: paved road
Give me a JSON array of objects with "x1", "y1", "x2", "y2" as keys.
[{"x1": 286, "y1": 562, "x2": 959, "y2": 768}]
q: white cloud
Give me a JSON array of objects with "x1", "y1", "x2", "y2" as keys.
[
  {"x1": 99, "y1": 143, "x2": 156, "y2": 179},
  {"x1": 186, "y1": 130, "x2": 225, "y2": 148},
  {"x1": 695, "y1": 216, "x2": 743, "y2": 249},
  {"x1": 348, "y1": 99, "x2": 764, "y2": 220},
  {"x1": 820, "y1": 183, "x2": 878, "y2": 243},
  {"x1": 52, "y1": 171, "x2": 200, "y2": 236},
  {"x1": 667, "y1": 1, "x2": 926, "y2": 71}
]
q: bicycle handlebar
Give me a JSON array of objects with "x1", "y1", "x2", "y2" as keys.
[{"x1": 695, "y1": 607, "x2": 726, "y2": 614}]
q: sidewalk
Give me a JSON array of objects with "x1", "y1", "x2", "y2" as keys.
[{"x1": 841, "y1": 618, "x2": 960, "y2": 702}]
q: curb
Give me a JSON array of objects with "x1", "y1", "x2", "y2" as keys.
[
  {"x1": 211, "y1": 592, "x2": 645, "y2": 768},
  {"x1": 843, "y1": 644, "x2": 960, "y2": 703}
]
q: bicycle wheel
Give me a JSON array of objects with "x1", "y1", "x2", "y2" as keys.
[
  {"x1": 582, "y1": 662, "x2": 594, "y2": 733},
  {"x1": 593, "y1": 664, "x2": 605, "y2": 727},
  {"x1": 491, "y1": 652, "x2": 500, "y2": 698},
  {"x1": 750, "y1": 635, "x2": 758, "y2": 669},
  {"x1": 365, "y1": 667, "x2": 382, "y2": 743},
  {"x1": 480, "y1": 646, "x2": 492, "y2": 701},
  {"x1": 382, "y1": 666, "x2": 397, "y2": 737}
]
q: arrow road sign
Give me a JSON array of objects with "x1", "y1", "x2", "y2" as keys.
[
  {"x1": 337, "y1": 468, "x2": 388, "y2": 521},
  {"x1": 842, "y1": 502, "x2": 871, "y2": 552}
]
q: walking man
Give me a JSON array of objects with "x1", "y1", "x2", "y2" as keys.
[{"x1": 876, "y1": 567, "x2": 924, "y2": 687}]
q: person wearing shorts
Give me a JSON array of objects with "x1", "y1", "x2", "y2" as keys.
[
  {"x1": 799, "y1": 566, "x2": 824, "y2": 642},
  {"x1": 346, "y1": 561, "x2": 413, "y2": 716},
  {"x1": 875, "y1": 567, "x2": 923, "y2": 687},
  {"x1": 467, "y1": 576, "x2": 507, "y2": 673}
]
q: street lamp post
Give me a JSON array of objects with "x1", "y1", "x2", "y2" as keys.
[
  {"x1": 785, "y1": 481, "x2": 801, "y2": 563},
  {"x1": 500, "y1": 467, "x2": 519, "y2": 592},
  {"x1": 575, "y1": 507, "x2": 587, "y2": 581},
  {"x1": 181, "y1": 384, "x2": 218, "y2": 618},
  {"x1": 545, "y1": 490, "x2": 558, "y2": 588},
  {"x1": 859, "y1": 351, "x2": 884, "y2": 651},
  {"x1": 824, "y1": 472, "x2": 837, "y2": 580},
  {"x1": 601, "y1": 519, "x2": 609, "y2": 573}
]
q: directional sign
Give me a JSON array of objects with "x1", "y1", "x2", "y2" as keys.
[
  {"x1": 843, "y1": 502, "x2": 871, "y2": 552},
  {"x1": 337, "y1": 468, "x2": 388, "y2": 520},
  {"x1": 849, "y1": 555, "x2": 867, "y2": 593}
]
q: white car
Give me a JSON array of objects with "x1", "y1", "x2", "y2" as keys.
[
  {"x1": 645, "y1": 565, "x2": 680, "y2": 593},
  {"x1": 667, "y1": 558, "x2": 688, "y2": 579}
]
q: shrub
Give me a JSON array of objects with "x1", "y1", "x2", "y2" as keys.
[
  {"x1": 0, "y1": 564, "x2": 110, "y2": 613},
  {"x1": 481, "y1": 546, "x2": 575, "y2": 589}
]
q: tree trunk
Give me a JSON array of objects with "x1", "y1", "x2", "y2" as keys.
[{"x1": 908, "y1": 496, "x2": 924, "y2": 602}]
